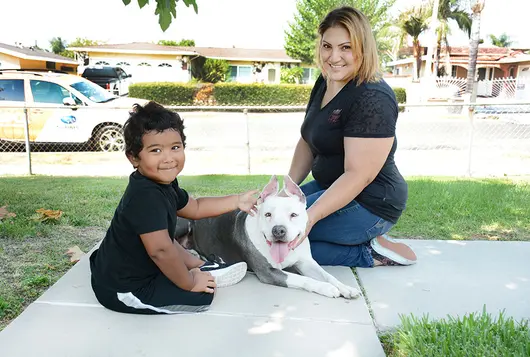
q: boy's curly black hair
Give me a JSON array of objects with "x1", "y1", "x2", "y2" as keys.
[{"x1": 123, "y1": 101, "x2": 186, "y2": 159}]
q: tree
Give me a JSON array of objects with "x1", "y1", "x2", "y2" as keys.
[
  {"x1": 158, "y1": 39, "x2": 195, "y2": 46},
  {"x1": 489, "y1": 33, "x2": 512, "y2": 47},
  {"x1": 121, "y1": 0, "x2": 198, "y2": 31},
  {"x1": 284, "y1": 0, "x2": 397, "y2": 65},
  {"x1": 50, "y1": 37, "x2": 67, "y2": 55},
  {"x1": 398, "y1": 5, "x2": 429, "y2": 80},
  {"x1": 431, "y1": 0, "x2": 472, "y2": 76},
  {"x1": 466, "y1": 0, "x2": 485, "y2": 96},
  {"x1": 63, "y1": 38, "x2": 103, "y2": 60}
]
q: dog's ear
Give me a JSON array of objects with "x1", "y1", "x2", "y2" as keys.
[
  {"x1": 258, "y1": 175, "x2": 279, "y2": 204},
  {"x1": 283, "y1": 175, "x2": 306, "y2": 204}
]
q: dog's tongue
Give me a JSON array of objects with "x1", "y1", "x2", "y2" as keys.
[{"x1": 270, "y1": 241, "x2": 289, "y2": 264}]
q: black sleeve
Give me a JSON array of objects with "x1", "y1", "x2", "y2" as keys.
[
  {"x1": 123, "y1": 188, "x2": 170, "y2": 235},
  {"x1": 172, "y1": 179, "x2": 189, "y2": 211},
  {"x1": 343, "y1": 89, "x2": 398, "y2": 138}
]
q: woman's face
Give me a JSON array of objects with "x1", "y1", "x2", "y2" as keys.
[{"x1": 320, "y1": 26, "x2": 356, "y2": 84}]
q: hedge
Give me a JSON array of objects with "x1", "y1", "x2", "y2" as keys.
[
  {"x1": 129, "y1": 82, "x2": 196, "y2": 105},
  {"x1": 129, "y1": 82, "x2": 407, "y2": 107}
]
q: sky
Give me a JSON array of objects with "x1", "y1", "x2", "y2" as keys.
[{"x1": 0, "y1": 0, "x2": 528, "y2": 51}]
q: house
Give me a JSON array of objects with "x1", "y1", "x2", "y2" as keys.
[
  {"x1": 67, "y1": 42, "x2": 314, "y2": 85},
  {"x1": 386, "y1": 45, "x2": 530, "y2": 81},
  {"x1": 0, "y1": 42, "x2": 78, "y2": 73}
]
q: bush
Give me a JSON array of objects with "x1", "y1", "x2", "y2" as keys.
[
  {"x1": 129, "y1": 82, "x2": 195, "y2": 105},
  {"x1": 129, "y1": 82, "x2": 406, "y2": 108},
  {"x1": 213, "y1": 83, "x2": 312, "y2": 105},
  {"x1": 393, "y1": 87, "x2": 407, "y2": 112},
  {"x1": 280, "y1": 67, "x2": 304, "y2": 84},
  {"x1": 203, "y1": 59, "x2": 230, "y2": 83}
]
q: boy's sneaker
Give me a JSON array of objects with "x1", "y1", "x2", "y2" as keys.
[
  {"x1": 369, "y1": 235, "x2": 417, "y2": 267},
  {"x1": 200, "y1": 259, "x2": 247, "y2": 288}
]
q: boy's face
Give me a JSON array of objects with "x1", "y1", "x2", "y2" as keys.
[{"x1": 128, "y1": 129, "x2": 185, "y2": 185}]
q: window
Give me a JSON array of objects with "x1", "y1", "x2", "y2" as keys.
[
  {"x1": 46, "y1": 61, "x2": 56, "y2": 70},
  {"x1": 228, "y1": 65, "x2": 252, "y2": 82},
  {"x1": 138, "y1": 62, "x2": 151, "y2": 67},
  {"x1": 301, "y1": 67, "x2": 317, "y2": 84},
  {"x1": 451, "y1": 66, "x2": 457, "y2": 77},
  {"x1": 268, "y1": 68, "x2": 276, "y2": 83},
  {"x1": 0, "y1": 79, "x2": 25, "y2": 102},
  {"x1": 30, "y1": 80, "x2": 81, "y2": 105},
  {"x1": 116, "y1": 62, "x2": 130, "y2": 66},
  {"x1": 60, "y1": 66, "x2": 74, "y2": 72},
  {"x1": 95, "y1": 61, "x2": 110, "y2": 66},
  {"x1": 158, "y1": 63, "x2": 172, "y2": 67}
]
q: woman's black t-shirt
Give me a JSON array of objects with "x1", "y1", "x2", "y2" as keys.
[{"x1": 301, "y1": 75, "x2": 408, "y2": 224}]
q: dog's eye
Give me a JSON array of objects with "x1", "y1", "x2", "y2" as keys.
[
  {"x1": 290, "y1": 213, "x2": 298, "y2": 218},
  {"x1": 264, "y1": 212, "x2": 271, "y2": 217}
]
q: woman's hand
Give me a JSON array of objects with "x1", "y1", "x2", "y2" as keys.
[
  {"x1": 237, "y1": 190, "x2": 260, "y2": 216},
  {"x1": 289, "y1": 209, "x2": 319, "y2": 250}
]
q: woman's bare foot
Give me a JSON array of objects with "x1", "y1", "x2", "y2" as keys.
[{"x1": 370, "y1": 235, "x2": 417, "y2": 266}]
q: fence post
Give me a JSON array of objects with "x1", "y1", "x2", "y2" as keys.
[
  {"x1": 23, "y1": 106, "x2": 33, "y2": 175},
  {"x1": 244, "y1": 108, "x2": 251, "y2": 175},
  {"x1": 465, "y1": 94, "x2": 475, "y2": 177}
]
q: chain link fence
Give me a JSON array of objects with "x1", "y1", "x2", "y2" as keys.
[{"x1": 1, "y1": 103, "x2": 529, "y2": 178}]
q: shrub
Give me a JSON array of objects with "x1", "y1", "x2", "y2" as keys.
[
  {"x1": 203, "y1": 59, "x2": 231, "y2": 83},
  {"x1": 280, "y1": 67, "x2": 304, "y2": 84},
  {"x1": 393, "y1": 87, "x2": 407, "y2": 112},
  {"x1": 129, "y1": 82, "x2": 195, "y2": 105},
  {"x1": 213, "y1": 83, "x2": 312, "y2": 105},
  {"x1": 129, "y1": 82, "x2": 406, "y2": 108}
]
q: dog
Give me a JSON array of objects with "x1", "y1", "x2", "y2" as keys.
[{"x1": 176, "y1": 175, "x2": 360, "y2": 299}]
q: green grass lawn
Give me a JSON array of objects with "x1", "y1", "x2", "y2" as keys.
[
  {"x1": 1, "y1": 174, "x2": 530, "y2": 350},
  {"x1": 381, "y1": 308, "x2": 530, "y2": 356}
]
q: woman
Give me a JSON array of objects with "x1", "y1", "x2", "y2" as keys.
[{"x1": 288, "y1": 6, "x2": 417, "y2": 267}]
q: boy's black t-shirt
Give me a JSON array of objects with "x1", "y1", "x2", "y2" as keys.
[
  {"x1": 90, "y1": 171, "x2": 189, "y2": 292},
  {"x1": 301, "y1": 75, "x2": 408, "y2": 223}
]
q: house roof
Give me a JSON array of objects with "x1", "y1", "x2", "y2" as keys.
[
  {"x1": 192, "y1": 47, "x2": 300, "y2": 63},
  {"x1": 67, "y1": 42, "x2": 196, "y2": 55},
  {"x1": 67, "y1": 42, "x2": 301, "y2": 63},
  {"x1": 388, "y1": 45, "x2": 530, "y2": 67},
  {"x1": 0, "y1": 42, "x2": 78, "y2": 65}
]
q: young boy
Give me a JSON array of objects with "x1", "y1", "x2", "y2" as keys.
[{"x1": 89, "y1": 101, "x2": 258, "y2": 314}]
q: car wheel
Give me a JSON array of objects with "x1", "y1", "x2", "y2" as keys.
[{"x1": 94, "y1": 125, "x2": 125, "y2": 152}]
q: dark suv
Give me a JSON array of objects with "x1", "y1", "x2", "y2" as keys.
[{"x1": 81, "y1": 66, "x2": 131, "y2": 96}]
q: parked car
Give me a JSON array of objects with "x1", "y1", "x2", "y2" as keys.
[
  {"x1": 0, "y1": 69, "x2": 147, "y2": 151},
  {"x1": 81, "y1": 65, "x2": 132, "y2": 96}
]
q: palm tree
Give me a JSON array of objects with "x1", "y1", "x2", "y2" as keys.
[
  {"x1": 431, "y1": 0, "x2": 472, "y2": 76},
  {"x1": 398, "y1": 6, "x2": 429, "y2": 80},
  {"x1": 466, "y1": 0, "x2": 486, "y2": 96},
  {"x1": 489, "y1": 33, "x2": 512, "y2": 47}
]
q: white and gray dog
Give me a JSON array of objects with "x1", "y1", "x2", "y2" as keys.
[{"x1": 176, "y1": 175, "x2": 360, "y2": 299}]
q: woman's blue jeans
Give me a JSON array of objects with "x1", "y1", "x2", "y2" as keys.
[{"x1": 301, "y1": 180, "x2": 394, "y2": 268}]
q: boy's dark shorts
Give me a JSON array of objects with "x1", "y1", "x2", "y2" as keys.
[{"x1": 91, "y1": 273, "x2": 214, "y2": 315}]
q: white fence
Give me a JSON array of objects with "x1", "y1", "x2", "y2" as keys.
[{"x1": 1, "y1": 103, "x2": 529, "y2": 178}]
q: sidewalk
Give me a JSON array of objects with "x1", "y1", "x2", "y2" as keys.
[{"x1": 0, "y1": 239, "x2": 529, "y2": 356}]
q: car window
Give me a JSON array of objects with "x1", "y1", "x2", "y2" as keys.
[
  {"x1": 82, "y1": 67, "x2": 116, "y2": 78},
  {"x1": 0, "y1": 79, "x2": 25, "y2": 102},
  {"x1": 70, "y1": 80, "x2": 116, "y2": 103},
  {"x1": 30, "y1": 80, "x2": 82, "y2": 105}
]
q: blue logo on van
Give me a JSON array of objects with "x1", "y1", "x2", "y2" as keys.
[{"x1": 60, "y1": 115, "x2": 77, "y2": 125}]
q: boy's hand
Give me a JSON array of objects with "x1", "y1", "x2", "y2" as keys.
[
  {"x1": 238, "y1": 190, "x2": 259, "y2": 216},
  {"x1": 190, "y1": 268, "x2": 216, "y2": 293}
]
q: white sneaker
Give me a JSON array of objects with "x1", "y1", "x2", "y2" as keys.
[{"x1": 200, "y1": 261, "x2": 248, "y2": 288}]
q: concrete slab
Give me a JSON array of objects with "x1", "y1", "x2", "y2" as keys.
[
  {"x1": 0, "y1": 303, "x2": 384, "y2": 357},
  {"x1": 37, "y1": 252, "x2": 372, "y2": 324},
  {"x1": 357, "y1": 239, "x2": 530, "y2": 330}
]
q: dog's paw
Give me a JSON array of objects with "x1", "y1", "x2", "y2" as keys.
[
  {"x1": 336, "y1": 283, "x2": 361, "y2": 299},
  {"x1": 314, "y1": 282, "x2": 341, "y2": 298}
]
